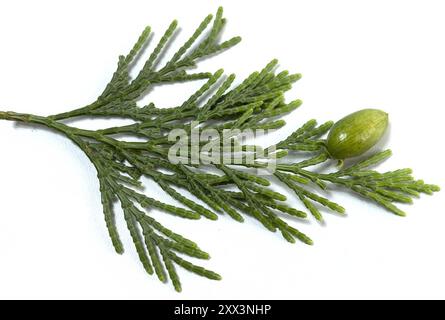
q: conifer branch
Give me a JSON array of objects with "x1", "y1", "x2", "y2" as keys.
[{"x1": 0, "y1": 7, "x2": 439, "y2": 291}]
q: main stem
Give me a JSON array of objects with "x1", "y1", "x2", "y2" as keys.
[
  {"x1": 0, "y1": 110, "x2": 167, "y2": 155},
  {"x1": 0, "y1": 111, "x2": 68, "y2": 132},
  {"x1": 0, "y1": 110, "x2": 112, "y2": 142}
]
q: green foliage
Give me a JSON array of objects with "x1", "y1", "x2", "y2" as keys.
[{"x1": 0, "y1": 7, "x2": 439, "y2": 291}]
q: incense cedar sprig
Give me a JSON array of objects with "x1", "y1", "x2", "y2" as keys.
[
  {"x1": 49, "y1": 7, "x2": 241, "y2": 122},
  {"x1": 0, "y1": 7, "x2": 439, "y2": 292},
  {"x1": 271, "y1": 148, "x2": 439, "y2": 221}
]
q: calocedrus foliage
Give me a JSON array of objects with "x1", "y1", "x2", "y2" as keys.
[{"x1": 0, "y1": 7, "x2": 439, "y2": 291}]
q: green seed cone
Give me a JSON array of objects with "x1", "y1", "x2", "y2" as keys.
[{"x1": 327, "y1": 109, "x2": 389, "y2": 159}]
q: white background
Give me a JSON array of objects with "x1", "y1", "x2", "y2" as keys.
[{"x1": 0, "y1": 0, "x2": 444, "y2": 299}]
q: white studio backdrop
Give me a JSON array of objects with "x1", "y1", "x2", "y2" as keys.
[{"x1": 0, "y1": 0, "x2": 444, "y2": 299}]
